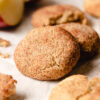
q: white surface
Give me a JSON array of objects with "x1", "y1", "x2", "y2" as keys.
[{"x1": 0, "y1": 0, "x2": 100, "y2": 100}]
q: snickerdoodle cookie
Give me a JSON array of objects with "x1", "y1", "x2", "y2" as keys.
[
  {"x1": 59, "y1": 23, "x2": 100, "y2": 59},
  {"x1": 0, "y1": 73, "x2": 16, "y2": 100},
  {"x1": 84, "y1": 0, "x2": 100, "y2": 18},
  {"x1": 14, "y1": 26, "x2": 80, "y2": 81},
  {"x1": 50, "y1": 75, "x2": 100, "y2": 100},
  {"x1": 32, "y1": 5, "x2": 88, "y2": 27}
]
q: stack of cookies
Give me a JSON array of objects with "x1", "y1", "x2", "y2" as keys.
[
  {"x1": 14, "y1": 5, "x2": 100, "y2": 81},
  {"x1": 14, "y1": 4, "x2": 100, "y2": 100}
]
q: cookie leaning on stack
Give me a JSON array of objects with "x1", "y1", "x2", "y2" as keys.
[
  {"x1": 50, "y1": 75, "x2": 100, "y2": 100},
  {"x1": 14, "y1": 26, "x2": 80, "y2": 81}
]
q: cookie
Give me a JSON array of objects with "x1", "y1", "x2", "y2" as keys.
[
  {"x1": 14, "y1": 26, "x2": 80, "y2": 81},
  {"x1": 58, "y1": 23, "x2": 100, "y2": 59},
  {"x1": 49, "y1": 75, "x2": 100, "y2": 100},
  {"x1": 84, "y1": 0, "x2": 100, "y2": 18},
  {"x1": 32, "y1": 5, "x2": 88, "y2": 27},
  {"x1": 0, "y1": 73, "x2": 16, "y2": 100}
]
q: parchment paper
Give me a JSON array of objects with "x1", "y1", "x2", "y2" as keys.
[{"x1": 0, "y1": 0, "x2": 100, "y2": 100}]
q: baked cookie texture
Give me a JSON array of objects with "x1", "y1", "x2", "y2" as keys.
[
  {"x1": 32, "y1": 5, "x2": 88, "y2": 27},
  {"x1": 84, "y1": 0, "x2": 100, "y2": 18},
  {"x1": 14, "y1": 26, "x2": 80, "y2": 81},
  {"x1": 0, "y1": 73, "x2": 16, "y2": 100},
  {"x1": 58, "y1": 23, "x2": 100, "y2": 59},
  {"x1": 49, "y1": 75, "x2": 100, "y2": 100}
]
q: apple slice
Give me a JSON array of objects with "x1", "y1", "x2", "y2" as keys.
[{"x1": 0, "y1": 0, "x2": 24, "y2": 26}]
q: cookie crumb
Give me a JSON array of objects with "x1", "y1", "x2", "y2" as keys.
[
  {"x1": 0, "y1": 38, "x2": 10, "y2": 47},
  {"x1": 0, "y1": 52, "x2": 10, "y2": 58}
]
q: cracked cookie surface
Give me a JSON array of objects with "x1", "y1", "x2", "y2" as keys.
[
  {"x1": 58, "y1": 23, "x2": 100, "y2": 59},
  {"x1": 14, "y1": 26, "x2": 80, "y2": 80},
  {"x1": 0, "y1": 73, "x2": 16, "y2": 100},
  {"x1": 32, "y1": 5, "x2": 88, "y2": 27},
  {"x1": 49, "y1": 75, "x2": 100, "y2": 100}
]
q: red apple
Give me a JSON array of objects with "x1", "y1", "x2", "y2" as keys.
[{"x1": 0, "y1": 16, "x2": 8, "y2": 28}]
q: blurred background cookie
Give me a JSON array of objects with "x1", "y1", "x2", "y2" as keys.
[
  {"x1": 59, "y1": 23, "x2": 100, "y2": 59},
  {"x1": 14, "y1": 26, "x2": 80, "y2": 81},
  {"x1": 84, "y1": 0, "x2": 100, "y2": 18},
  {"x1": 0, "y1": 73, "x2": 16, "y2": 100},
  {"x1": 50, "y1": 75, "x2": 100, "y2": 100},
  {"x1": 32, "y1": 5, "x2": 88, "y2": 27}
]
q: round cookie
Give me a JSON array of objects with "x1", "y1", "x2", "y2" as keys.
[
  {"x1": 14, "y1": 26, "x2": 80, "y2": 81},
  {"x1": 49, "y1": 75, "x2": 100, "y2": 100},
  {"x1": 84, "y1": 0, "x2": 100, "y2": 18},
  {"x1": 58, "y1": 23, "x2": 100, "y2": 59},
  {"x1": 32, "y1": 5, "x2": 88, "y2": 27}
]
